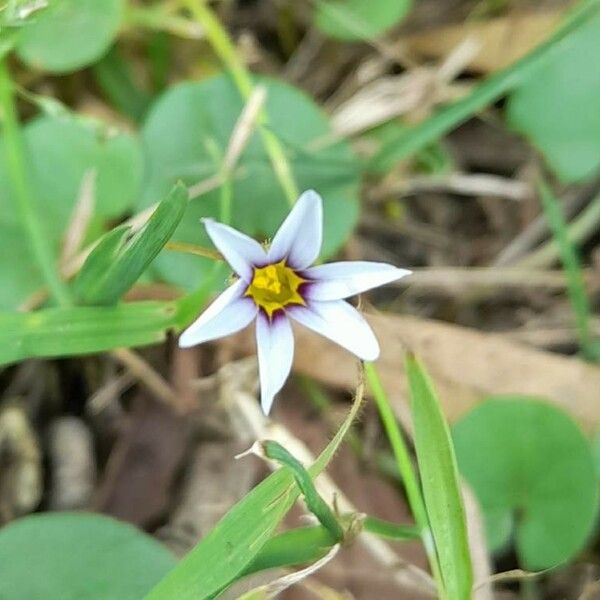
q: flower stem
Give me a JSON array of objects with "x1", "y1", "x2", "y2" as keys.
[
  {"x1": 182, "y1": 0, "x2": 299, "y2": 206},
  {"x1": 0, "y1": 58, "x2": 72, "y2": 306},
  {"x1": 364, "y1": 362, "x2": 445, "y2": 592}
]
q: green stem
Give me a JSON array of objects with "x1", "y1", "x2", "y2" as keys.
[
  {"x1": 183, "y1": 0, "x2": 299, "y2": 206},
  {"x1": 519, "y1": 193, "x2": 600, "y2": 269},
  {"x1": 0, "y1": 59, "x2": 71, "y2": 306},
  {"x1": 536, "y1": 180, "x2": 594, "y2": 355},
  {"x1": 371, "y1": 0, "x2": 600, "y2": 170},
  {"x1": 364, "y1": 362, "x2": 445, "y2": 593}
]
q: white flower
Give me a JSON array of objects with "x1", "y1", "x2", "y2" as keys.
[{"x1": 179, "y1": 190, "x2": 411, "y2": 414}]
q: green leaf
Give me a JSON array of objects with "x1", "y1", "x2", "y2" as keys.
[
  {"x1": 0, "y1": 512, "x2": 176, "y2": 600},
  {"x1": 0, "y1": 114, "x2": 143, "y2": 230},
  {"x1": 314, "y1": 0, "x2": 411, "y2": 41},
  {"x1": 453, "y1": 396, "x2": 598, "y2": 569},
  {"x1": 406, "y1": 355, "x2": 473, "y2": 600},
  {"x1": 537, "y1": 180, "x2": 596, "y2": 358},
  {"x1": 94, "y1": 46, "x2": 152, "y2": 122},
  {"x1": 0, "y1": 223, "x2": 44, "y2": 310},
  {"x1": 145, "y1": 375, "x2": 364, "y2": 600},
  {"x1": 370, "y1": 0, "x2": 600, "y2": 172},
  {"x1": 140, "y1": 75, "x2": 360, "y2": 291},
  {"x1": 74, "y1": 182, "x2": 188, "y2": 305},
  {"x1": 0, "y1": 301, "x2": 177, "y2": 366},
  {"x1": 15, "y1": 0, "x2": 124, "y2": 73},
  {"x1": 508, "y1": 13, "x2": 600, "y2": 182},
  {"x1": 263, "y1": 440, "x2": 344, "y2": 542},
  {"x1": 243, "y1": 526, "x2": 334, "y2": 577},
  {"x1": 0, "y1": 114, "x2": 143, "y2": 309}
]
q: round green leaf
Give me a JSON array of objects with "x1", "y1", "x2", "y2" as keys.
[
  {"x1": 140, "y1": 75, "x2": 360, "y2": 291},
  {"x1": 314, "y1": 0, "x2": 411, "y2": 41},
  {"x1": 16, "y1": 0, "x2": 124, "y2": 73},
  {"x1": 507, "y1": 14, "x2": 600, "y2": 183},
  {"x1": 0, "y1": 512, "x2": 176, "y2": 599},
  {"x1": 0, "y1": 114, "x2": 142, "y2": 309},
  {"x1": 0, "y1": 224, "x2": 43, "y2": 310},
  {"x1": 452, "y1": 397, "x2": 598, "y2": 569},
  {"x1": 0, "y1": 114, "x2": 143, "y2": 236}
]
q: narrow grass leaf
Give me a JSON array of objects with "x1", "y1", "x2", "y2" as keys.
[
  {"x1": 145, "y1": 375, "x2": 365, "y2": 600},
  {"x1": 243, "y1": 515, "x2": 419, "y2": 580},
  {"x1": 538, "y1": 180, "x2": 596, "y2": 359},
  {"x1": 74, "y1": 182, "x2": 188, "y2": 306},
  {"x1": 243, "y1": 526, "x2": 335, "y2": 576},
  {"x1": 406, "y1": 354, "x2": 473, "y2": 600},
  {"x1": 263, "y1": 440, "x2": 344, "y2": 542},
  {"x1": 0, "y1": 301, "x2": 177, "y2": 366},
  {"x1": 370, "y1": 0, "x2": 600, "y2": 171}
]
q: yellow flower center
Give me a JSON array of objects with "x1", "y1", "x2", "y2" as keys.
[{"x1": 245, "y1": 260, "x2": 306, "y2": 318}]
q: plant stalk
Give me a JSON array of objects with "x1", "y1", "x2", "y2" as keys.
[
  {"x1": 0, "y1": 58, "x2": 72, "y2": 306},
  {"x1": 182, "y1": 0, "x2": 299, "y2": 206}
]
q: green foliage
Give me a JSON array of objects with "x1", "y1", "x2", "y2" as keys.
[
  {"x1": 314, "y1": 0, "x2": 411, "y2": 41},
  {"x1": 146, "y1": 378, "x2": 363, "y2": 599},
  {"x1": 15, "y1": 0, "x2": 124, "y2": 73},
  {"x1": 406, "y1": 355, "x2": 473, "y2": 600},
  {"x1": 0, "y1": 114, "x2": 142, "y2": 230},
  {"x1": 146, "y1": 469, "x2": 298, "y2": 600},
  {"x1": 508, "y1": 14, "x2": 600, "y2": 182},
  {"x1": 94, "y1": 46, "x2": 152, "y2": 122},
  {"x1": 0, "y1": 223, "x2": 44, "y2": 309},
  {"x1": 453, "y1": 397, "x2": 598, "y2": 569},
  {"x1": 0, "y1": 113, "x2": 143, "y2": 308},
  {"x1": 139, "y1": 75, "x2": 360, "y2": 291},
  {"x1": 0, "y1": 513, "x2": 176, "y2": 600},
  {"x1": 537, "y1": 181, "x2": 597, "y2": 359},
  {"x1": 244, "y1": 526, "x2": 335, "y2": 576},
  {"x1": 370, "y1": 0, "x2": 600, "y2": 171},
  {"x1": 263, "y1": 440, "x2": 344, "y2": 541},
  {"x1": 74, "y1": 182, "x2": 188, "y2": 306},
  {"x1": 0, "y1": 301, "x2": 177, "y2": 366}
]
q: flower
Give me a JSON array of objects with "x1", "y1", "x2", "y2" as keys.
[{"x1": 179, "y1": 190, "x2": 411, "y2": 414}]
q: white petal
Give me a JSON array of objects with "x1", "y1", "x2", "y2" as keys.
[
  {"x1": 179, "y1": 280, "x2": 257, "y2": 347},
  {"x1": 287, "y1": 300, "x2": 379, "y2": 361},
  {"x1": 268, "y1": 190, "x2": 323, "y2": 269},
  {"x1": 256, "y1": 312, "x2": 294, "y2": 415},
  {"x1": 303, "y1": 262, "x2": 412, "y2": 301},
  {"x1": 203, "y1": 218, "x2": 267, "y2": 281}
]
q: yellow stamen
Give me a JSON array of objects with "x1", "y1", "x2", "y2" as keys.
[{"x1": 245, "y1": 260, "x2": 305, "y2": 318}]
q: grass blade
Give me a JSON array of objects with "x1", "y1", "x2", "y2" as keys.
[
  {"x1": 0, "y1": 301, "x2": 177, "y2": 366},
  {"x1": 406, "y1": 354, "x2": 473, "y2": 600},
  {"x1": 243, "y1": 526, "x2": 335, "y2": 576},
  {"x1": 371, "y1": 0, "x2": 600, "y2": 171},
  {"x1": 262, "y1": 440, "x2": 344, "y2": 542},
  {"x1": 74, "y1": 182, "x2": 188, "y2": 306},
  {"x1": 364, "y1": 362, "x2": 445, "y2": 591},
  {"x1": 145, "y1": 374, "x2": 366, "y2": 600},
  {"x1": 537, "y1": 180, "x2": 598, "y2": 360}
]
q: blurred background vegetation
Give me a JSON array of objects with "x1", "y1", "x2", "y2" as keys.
[{"x1": 0, "y1": 0, "x2": 599, "y2": 598}]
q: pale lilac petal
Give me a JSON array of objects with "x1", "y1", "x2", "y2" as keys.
[
  {"x1": 287, "y1": 300, "x2": 379, "y2": 361},
  {"x1": 256, "y1": 312, "x2": 294, "y2": 415},
  {"x1": 203, "y1": 218, "x2": 267, "y2": 281},
  {"x1": 303, "y1": 262, "x2": 412, "y2": 301},
  {"x1": 268, "y1": 190, "x2": 323, "y2": 269},
  {"x1": 179, "y1": 279, "x2": 257, "y2": 347}
]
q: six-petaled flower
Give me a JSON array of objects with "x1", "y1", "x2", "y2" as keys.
[{"x1": 179, "y1": 190, "x2": 411, "y2": 414}]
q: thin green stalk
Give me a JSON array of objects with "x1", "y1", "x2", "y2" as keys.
[
  {"x1": 537, "y1": 180, "x2": 595, "y2": 356},
  {"x1": 299, "y1": 374, "x2": 410, "y2": 481},
  {"x1": 518, "y1": 192, "x2": 600, "y2": 268},
  {"x1": 0, "y1": 59, "x2": 71, "y2": 306},
  {"x1": 371, "y1": 0, "x2": 600, "y2": 170},
  {"x1": 364, "y1": 362, "x2": 445, "y2": 593},
  {"x1": 182, "y1": 0, "x2": 299, "y2": 205}
]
